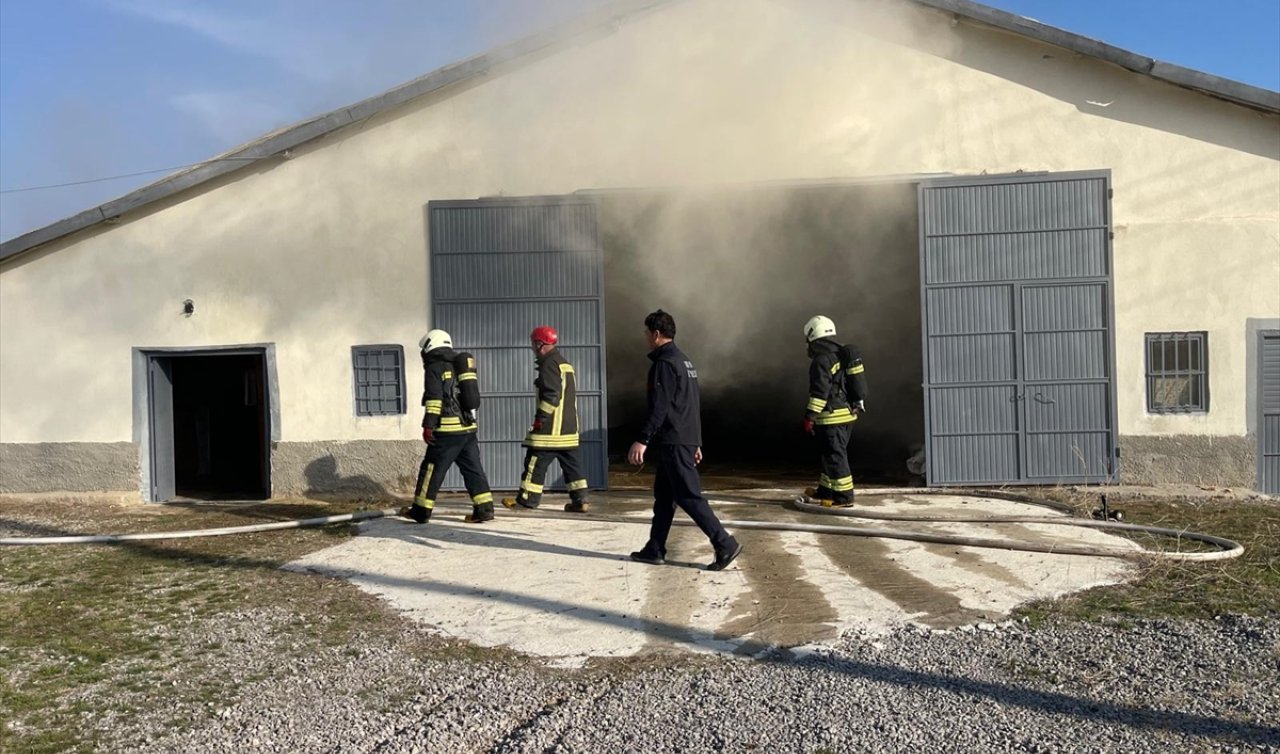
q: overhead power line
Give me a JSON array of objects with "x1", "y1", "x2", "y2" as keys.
[{"x1": 0, "y1": 157, "x2": 262, "y2": 194}]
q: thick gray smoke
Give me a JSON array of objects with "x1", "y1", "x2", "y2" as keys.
[{"x1": 476, "y1": 0, "x2": 965, "y2": 474}]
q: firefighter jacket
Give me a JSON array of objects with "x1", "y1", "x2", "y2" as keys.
[
  {"x1": 421, "y1": 347, "x2": 476, "y2": 435},
  {"x1": 525, "y1": 347, "x2": 580, "y2": 449},
  {"x1": 639, "y1": 341, "x2": 702, "y2": 447},
  {"x1": 804, "y1": 337, "x2": 863, "y2": 426}
]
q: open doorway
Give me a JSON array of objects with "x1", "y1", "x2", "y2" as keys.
[
  {"x1": 598, "y1": 182, "x2": 924, "y2": 483},
  {"x1": 146, "y1": 350, "x2": 270, "y2": 501},
  {"x1": 427, "y1": 171, "x2": 1115, "y2": 489}
]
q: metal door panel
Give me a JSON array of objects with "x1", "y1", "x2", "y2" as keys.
[
  {"x1": 1260, "y1": 333, "x2": 1280, "y2": 494},
  {"x1": 931, "y1": 435, "x2": 1021, "y2": 484},
  {"x1": 920, "y1": 172, "x2": 1117, "y2": 485},
  {"x1": 430, "y1": 197, "x2": 608, "y2": 492},
  {"x1": 924, "y1": 229, "x2": 1108, "y2": 284},
  {"x1": 147, "y1": 357, "x2": 176, "y2": 501},
  {"x1": 929, "y1": 385, "x2": 1020, "y2": 435},
  {"x1": 928, "y1": 335, "x2": 1018, "y2": 384},
  {"x1": 1025, "y1": 432, "x2": 1112, "y2": 480}
]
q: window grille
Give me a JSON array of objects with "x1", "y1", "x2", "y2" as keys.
[
  {"x1": 352, "y1": 345, "x2": 406, "y2": 416},
  {"x1": 1145, "y1": 332, "x2": 1208, "y2": 413}
]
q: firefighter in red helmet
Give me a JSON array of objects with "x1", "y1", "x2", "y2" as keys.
[{"x1": 502, "y1": 325, "x2": 592, "y2": 513}]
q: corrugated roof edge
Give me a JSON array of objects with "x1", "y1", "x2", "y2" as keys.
[
  {"x1": 916, "y1": 0, "x2": 1280, "y2": 113},
  {"x1": 2, "y1": 0, "x2": 1277, "y2": 262}
]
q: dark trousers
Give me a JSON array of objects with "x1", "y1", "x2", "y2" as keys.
[
  {"x1": 515, "y1": 447, "x2": 589, "y2": 506},
  {"x1": 646, "y1": 444, "x2": 734, "y2": 554},
  {"x1": 814, "y1": 423, "x2": 855, "y2": 503},
  {"x1": 413, "y1": 433, "x2": 493, "y2": 509}
]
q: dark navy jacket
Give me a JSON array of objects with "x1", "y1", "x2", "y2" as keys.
[{"x1": 639, "y1": 342, "x2": 702, "y2": 447}]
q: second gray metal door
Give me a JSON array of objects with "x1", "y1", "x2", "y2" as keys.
[{"x1": 920, "y1": 172, "x2": 1118, "y2": 485}]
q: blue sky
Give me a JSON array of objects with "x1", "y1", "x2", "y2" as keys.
[{"x1": 2, "y1": 0, "x2": 1277, "y2": 242}]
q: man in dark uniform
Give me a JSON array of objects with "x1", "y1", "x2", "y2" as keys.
[
  {"x1": 628, "y1": 310, "x2": 742, "y2": 571},
  {"x1": 502, "y1": 325, "x2": 591, "y2": 513},
  {"x1": 399, "y1": 328, "x2": 496, "y2": 524},
  {"x1": 801, "y1": 315, "x2": 868, "y2": 507}
]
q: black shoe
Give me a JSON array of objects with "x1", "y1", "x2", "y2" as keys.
[
  {"x1": 707, "y1": 539, "x2": 743, "y2": 571},
  {"x1": 464, "y1": 503, "x2": 494, "y2": 524},
  {"x1": 564, "y1": 499, "x2": 590, "y2": 513},
  {"x1": 629, "y1": 548, "x2": 665, "y2": 565},
  {"x1": 399, "y1": 505, "x2": 431, "y2": 524}
]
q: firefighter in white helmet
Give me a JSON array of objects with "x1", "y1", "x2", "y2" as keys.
[
  {"x1": 399, "y1": 329, "x2": 496, "y2": 524},
  {"x1": 801, "y1": 315, "x2": 868, "y2": 506}
]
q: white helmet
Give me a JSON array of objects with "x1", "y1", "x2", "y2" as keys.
[
  {"x1": 418, "y1": 329, "x2": 452, "y2": 353},
  {"x1": 804, "y1": 315, "x2": 837, "y2": 343}
]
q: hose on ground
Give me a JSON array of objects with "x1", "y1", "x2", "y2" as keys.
[
  {"x1": 0, "y1": 490, "x2": 1244, "y2": 561},
  {"x1": 0, "y1": 509, "x2": 396, "y2": 546}
]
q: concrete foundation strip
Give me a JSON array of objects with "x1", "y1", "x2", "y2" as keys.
[{"x1": 0, "y1": 488, "x2": 1244, "y2": 561}]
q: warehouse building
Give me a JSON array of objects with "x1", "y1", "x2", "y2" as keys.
[{"x1": 2, "y1": 0, "x2": 1278, "y2": 500}]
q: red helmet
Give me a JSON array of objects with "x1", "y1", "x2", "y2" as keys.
[{"x1": 530, "y1": 325, "x2": 558, "y2": 346}]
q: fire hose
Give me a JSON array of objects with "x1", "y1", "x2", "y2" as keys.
[{"x1": 0, "y1": 488, "x2": 1243, "y2": 561}]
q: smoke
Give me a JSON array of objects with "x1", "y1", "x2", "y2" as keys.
[{"x1": 451, "y1": 0, "x2": 964, "y2": 470}]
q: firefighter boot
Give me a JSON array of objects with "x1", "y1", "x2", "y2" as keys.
[
  {"x1": 501, "y1": 494, "x2": 540, "y2": 510},
  {"x1": 398, "y1": 503, "x2": 432, "y2": 524},
  {"x1": 802, "y1": 487, "x2": 833, "y2": 506},
  {"x1": 465, "y1": 503, "x2": 495, "y2": 524},
  {"x1": 564, "y1": 496, "x2": 590, "y2": 513}
]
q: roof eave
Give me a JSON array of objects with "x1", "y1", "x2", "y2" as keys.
[
  {"x1": 0, "y1": 0, "x2": 671, "y2": 264},
  {"x1": 913, "y1": 0, "x2": 1280, "y2": 113}
]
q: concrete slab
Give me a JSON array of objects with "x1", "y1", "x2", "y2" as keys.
[{"x1": 286, "y1": 492, "x2": 1138, "y2": 664}]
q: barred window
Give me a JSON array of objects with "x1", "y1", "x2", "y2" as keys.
[
  {"x1": 1145, "y1": 332, "x2": 1208, "y2": 414},
  {"x1": 352, "y1": 345, "x2": 406, "y2": 416}
]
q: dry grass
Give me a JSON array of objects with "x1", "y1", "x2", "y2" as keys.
[
  {"x1": 1013, "y1": 491, "x2": 1280, "y2": 624},
  {"x1": 0, "y1": 495, "x2": 509, "y2": 753},
  {"x1": 1, "y1": 490, "x2": 1275, "y2": 751}
]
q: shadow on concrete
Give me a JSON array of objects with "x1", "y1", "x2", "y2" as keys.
[
  {"x1": 10, "y1": 518, "x2": 1277, "y2": 747},
  {"x1": 388, "y1": 522, "x2": 631, "y2": 565},
  {"x1": 295, "y1": 563, "x2": 1280, "y2": 748}
]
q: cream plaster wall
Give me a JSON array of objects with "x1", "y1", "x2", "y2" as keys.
[{"x1": 2, "y1": 0, "x2": 1276, "y2": 447}]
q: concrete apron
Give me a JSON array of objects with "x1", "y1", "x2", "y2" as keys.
[{"x1": 286, "y1": 492, "x2": 1138, "y2": 665}]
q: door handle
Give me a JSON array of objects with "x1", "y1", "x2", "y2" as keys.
[{"x1": 1033, "y1": 393, "x2": 1056, "y2": 405}]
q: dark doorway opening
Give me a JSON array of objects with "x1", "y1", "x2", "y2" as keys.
[
  {"x1": 149, "y1": 351, "x2": 270, "y2": 501},
  {"x1": 598, "y1": 182, "x2": 924, "y2": 484}
]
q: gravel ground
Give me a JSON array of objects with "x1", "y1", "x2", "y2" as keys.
[{"x1": 112, "y1": 613, "x2": 1278, "y2": 754}]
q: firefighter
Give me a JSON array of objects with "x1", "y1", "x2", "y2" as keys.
[
  {"x1": 628, "y1": 310, "x2": 742, "y2": 571},
  {"x1": 502, "y1": 325, "x2": 591, "y2": 513},
  {"x1": 801, "y1": 315, "x2": 868, "y2": 507},
  {"x1": 399, "y1": 329, "x2": 495, "y2": 524}
]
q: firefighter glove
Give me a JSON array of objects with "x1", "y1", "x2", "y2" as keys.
[
  {"x1": 532, "y1": 417, "x2": 544, "y2": 432},
  {"x1": 802, "y1": 418, "x2": 815, "y2": 435},
  {"x1": 422, "y1": 426, "x2": 434, "y2": 443}
]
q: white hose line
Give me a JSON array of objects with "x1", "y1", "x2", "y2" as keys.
[
  {"x1": 785, "y1": 500, "x2": 1242, "y2": 562},
  {"x1": 0, "y1": 491, "x2": 1244, "y2": 561},
  {"x1": 484, "y1": 506, "x2": 1243, "y2": 562},
  {"x1": 0, "y1": 509, "x2": 396, "y2": 546}
]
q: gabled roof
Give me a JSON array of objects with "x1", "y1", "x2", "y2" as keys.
[{"x1": 3, "y1": 0, "x2": 1277, "y2": 263}]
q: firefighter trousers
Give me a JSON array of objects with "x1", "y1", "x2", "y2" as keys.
[
  {"x1": 814, "y1": 423, "x2": 855, "y2": 504},
  {"x1": 645, "y1": 444, "x2": 734, "y2": 554},
  {"x1": 413, "y1": 433, "x2": 493, "y2": 511},
  {"x1": 514, "y1": 447, "x2": 589, "y2": 507}
]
